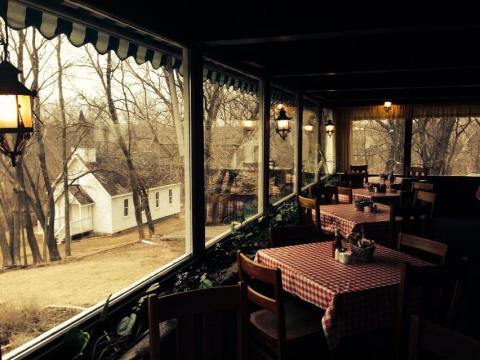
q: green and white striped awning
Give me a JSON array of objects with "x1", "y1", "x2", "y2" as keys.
[
  {"x1": 0, "y1": 0, "x2": 181, "y2": 70},
  {"x1": 0, "y1": 0, "x2": 263, "y2": 95},
  {"x1": 203, "y1": 65, "x2": 259, "y2": 95}
]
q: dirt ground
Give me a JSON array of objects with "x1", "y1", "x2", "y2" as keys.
[{"x1": 0, "y1": 215, "x2": 229, "y2": 353}]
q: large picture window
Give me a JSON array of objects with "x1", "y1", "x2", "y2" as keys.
[
  {"x1": 0, "y1": 20, "x2": 190, "y2": 355},
  {"x1": 350, "y1": 118, "x2": 405, "y2": 175},
  {"x1": 203, "y1": 66, "x2": 261, "y2": 243},
  {"x1": 412, "y1": 115, "x2": 480, "y2": 176}
]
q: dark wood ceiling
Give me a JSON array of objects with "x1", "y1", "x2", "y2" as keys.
[{"x1": 75, "y1": 0, "x2": 480, "y2": 107}]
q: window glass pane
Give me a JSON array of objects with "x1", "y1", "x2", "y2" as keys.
[
  {"x1": 0, "y1": 22, "x2": 189, "y2": 355},
  {"x1": 412, "y1": 116, "x2": 480, "y2": 175},
  {"x1": 203, "y1": 65, "x2": 261, "y2": 243},
  {"x1": 302, "y1": 101, "x2": 318, "y2": 186},
  {"x1": 269, "y1": 89, "x2": 296, "y2": 203},
  {"x1": 320, "y1": 108, "x2": 335, "y2": 174},
  {"x1": 350, "y1": 118, "x2": 405, "y2": 174}
]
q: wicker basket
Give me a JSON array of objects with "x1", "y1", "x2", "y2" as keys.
[{"x1": 350, "y1": 243, "x2": 376, "y2": 262}]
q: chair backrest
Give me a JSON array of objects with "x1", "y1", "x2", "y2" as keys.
[
  {"x1": 336, "y1": 186, "x2": 353, "y2": 204},
  {"x1": 409, "y1": 166, "x2": 429, "y2": 178},
  {"x1": 269, "y1": 224, "x2": 318, "y2": 247},
  {"x1": 297, "y1": 195, "x2": 320, "y2": 226},
  {"x1": 409, "y1": 315, "x2": 480, "y2": 360},
  {"x1": 237, "y1": 252, "x2": 286, "y2": 357},
  {"x1": 148, "y1": 283, "x2": 248, "y2": 360},
  {"x1": 414, "y1": 190, "x2": 436, "y2": 218},
  {"x1": 412, "y1": 182, "x2": 433, "y2": 192},
  {"x1": 397, "y1": 233, "x2": 448, "y2": 265},
  {"x1": 350, "y1": 165, "x2": 368, "y2": 174},
  {"x1": 412, "y1": 182, "x2": 433, "y2": 203}
]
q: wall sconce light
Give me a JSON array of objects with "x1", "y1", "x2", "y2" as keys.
[
  {"x1": 0, "y1": 23, "x2": 36, "y2": 166},
  {"x1": 242, "y1": 118, "x2": 256, "y2": 132},
  {"x1": 325, "y1": 119, "x2": 335, "y2": 136},
  {"x1": 303, "y1": 121, "x2": 314, "y2": 133},
  {"x1": 303, "y1": 115, "x2": 314, "y2": 133},
  {"x1": 275, "y1": 104, "x2": 291, "y2": 140},
  {"x1": 384, "y1": 101, "x2": 392, "y2": 112}
]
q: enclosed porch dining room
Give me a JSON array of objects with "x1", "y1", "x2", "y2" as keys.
[{"x1": 0, "y1": 1, "x2": 480, "y2": 360}]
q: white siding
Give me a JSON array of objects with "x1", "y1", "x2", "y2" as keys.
[
  {"x1": 69, "y1": 157, "x2": 113, "y2": 234},
  {"x1": 110, "y1": 184, "x2": 181, "y2": 233}
]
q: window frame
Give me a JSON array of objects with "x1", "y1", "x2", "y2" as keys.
[
  {"x1": 1, "y1": 23, "x2": 317, "y2": 360},
  {"x1": 123, "y1": 198, "x2": 129, "y2": 217}
]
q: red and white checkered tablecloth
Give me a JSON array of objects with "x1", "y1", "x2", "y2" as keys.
[
  {"x1": 318, "y1": 203, "x2": 391, "y2": 239},
  {"x1": 255, "y1": 242, "x2": 431, "y2": 348}
]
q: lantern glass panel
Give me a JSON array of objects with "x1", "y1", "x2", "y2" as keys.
[{"x1": 0, "y1": 95, "x2": 18, "y2": 129}]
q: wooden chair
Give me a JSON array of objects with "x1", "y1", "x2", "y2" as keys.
[
  {"x1": 394, "y1": 262, "x2": 444, "y2": 360},
  {"x1": 412, "y1": 182, "x2": 433, "y2": 203},
  {"x1": 297, "y1": 195, "x2": 320, "y2": 226},
  {"x1": 396, "y1": 260, "x2": 470, "y2": 359},
  {"x1": 148, "y1": 283, "x2": 248, "y2": 360},
  {"x1": 411, "y1": 190, "x2": 436, "y2": 236},
  {"x1": 237, "y1": 252, "x2": 326, "y2": 360},
  {"x1": 397, "y1": 233, "x2": 448, "y2": 265},
  {"x1": 336, "y1": 186, "x2": 353, "y2": 204},
  {"x1": 269, "y1": 224, "x2": 318, "y2": 248},
  {"x1": 409, "y1": 315, "x2": 480, "y2": 360}
]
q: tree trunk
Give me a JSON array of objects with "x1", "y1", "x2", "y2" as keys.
[
  {"x1": 16, "y1": 158, "x2": 43, "y2": 264},
  {"x1": 29, "y1": 31, "x2": 61, "y2": 261},
  {"x1": 164, "y1": 64, "x2": 184, "y2": 158},
  {"x1": 105, "y1": 53, "x2": 145, "y2": 240},
  {"x1": 0, "y1": 220, "x2": 13, "y2": 268},
  {"x1": 57, "y1": 37, "x2": 71, "y2": 256},
  {"x1": 12, "y1": 187, "x2": 21, "y2": 265}
]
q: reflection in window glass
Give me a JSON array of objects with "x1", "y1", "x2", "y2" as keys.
[
  {"x1": 302, "y1": 101, "x2": 318, "y2": 186},
  {"x1": 320, "y1": 108, "x2": 335, "y2": 174},
  {"x1": 412, "y1": 116, "x2": 480, "y2": 175},
  {"x1": 269, "y1": 90, "x2": 296, "y2": 203},
  {"x1": 0, "y1": 22, "x2": 189, "y2": 355},
  {"x1": 203, "y1": 71, "x2": 261, "y2": 243},
  {"x1": 350, "y1": 119, "x2": 405, "y2": 174}
]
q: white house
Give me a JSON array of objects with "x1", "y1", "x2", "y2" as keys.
[{"x1": 53, "y1": 147, "x2": 181, "y2": 241}]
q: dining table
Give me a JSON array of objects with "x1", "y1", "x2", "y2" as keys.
[
  {"x1": 318, "y1": 202, "x2": 391, "y2": 241},
  {"x1": 255, "y1": 241, "x2": 432, "y2": 349},
  {"x1": 352, "y1": 188, "x2": 401, "y2": 206}
]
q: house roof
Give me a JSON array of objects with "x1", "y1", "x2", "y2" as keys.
[
  {"x1": 69, "y1": 185, "x2": 94, "y2": 205},
  {"x1": 80, "y1": 153, "x2": 178, "y2": 196}
]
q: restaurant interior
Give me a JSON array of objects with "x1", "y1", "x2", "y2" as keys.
[{"x1": 1, "y1": 1, "x2": 480, "y2": 359}]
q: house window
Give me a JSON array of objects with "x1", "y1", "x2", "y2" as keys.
[
  {"x1": 168, "y1": 189, "x2": 173, "y2": 204},
  {"x1": 124, "y1": 198, "x2": 129, "y2": 217},
  {"x1": 155, "y1": 192, "x2": 160, "y2": 208}
]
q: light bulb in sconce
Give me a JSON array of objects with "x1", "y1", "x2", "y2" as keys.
[
  {"x1": 325, "y1": 119, "x2": 335, "y2": 136},
  {"x1": 384, "y1": 101, "x2": 392, "y2": 112},
  {"x1": 242, "y1": 119, "x2": 256, "y2": 131},
  {"x1": 275, "y1": 106, "x2": 291, "y2": 140}
]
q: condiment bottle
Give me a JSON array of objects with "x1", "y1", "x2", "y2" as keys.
[{"x1": 333, "y1": 228, "x2": 342, "y2": 260}]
